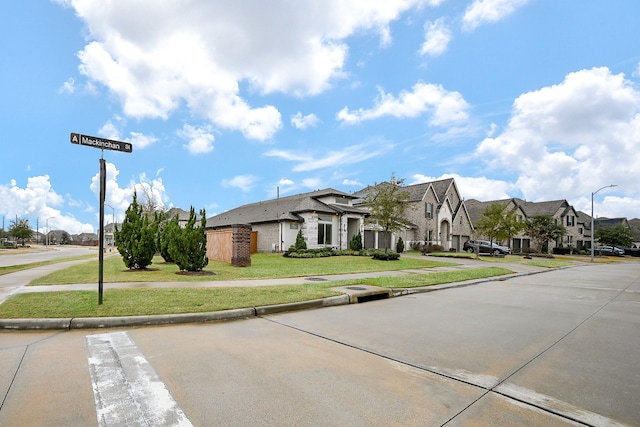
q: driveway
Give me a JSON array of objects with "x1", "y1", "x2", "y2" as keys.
[{"x1": 1, "y1": 261, "x2": 638, "y2": 426}]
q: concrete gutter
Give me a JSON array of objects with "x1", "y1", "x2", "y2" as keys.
[
  {"x1": 0, "y1": 263, "x2": 579, "y2": 331},
  {"x1": 0, "y1": 296, "x2": 351, "y2": 331}
]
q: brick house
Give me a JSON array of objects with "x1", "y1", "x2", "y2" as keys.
[
  {"x1": 206, "y1": 188, "x2": 368, "y2": 252},
  {"x1": 353, "y1": 178, "x2": 474, "y2": 251},
  {"x1": 466, "y1": 198, "x2": 585, "y2": 252}
]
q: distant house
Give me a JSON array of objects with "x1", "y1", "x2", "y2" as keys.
[
  {"x1": 353, "y1": 178, "x2": 474, "y2": 251},
  {"x1": 466, "y1": 198, "x2": 585, "y2": 252},
  {"x1": 72, "y1": 232, "x2": 99, "y2": 246},
  {"x1": 206, "y1": 188, "x2": 368, "y2": 252},
  {"x1": 164, "y1": 207, "x2": 195, "y2": 227}
]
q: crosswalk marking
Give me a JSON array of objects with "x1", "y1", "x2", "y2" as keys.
[{"x1": 86, "y1": 331, "x2": 193, "y2": 427}]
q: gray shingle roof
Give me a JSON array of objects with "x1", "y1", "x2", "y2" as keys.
[{"x1": 206, "y1": 188, "x2": 367, "y2": 228}]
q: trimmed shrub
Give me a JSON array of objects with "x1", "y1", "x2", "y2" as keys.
[
  {"x1": 422, "y1": 244, "x2": 444, "y2": 254},
  {"x1": 290, "y1": 229, "x2": 307, "y2": 252},
  {"x1": 371, "y1": 249, "x2": 400, "y2": 261},
  {"x1": 284, "y1": 247, "x2": 336, "y2": 258},
  {"x1": 396, "y1": 237, "x2": 405, "y2": 253},
  {"x1": 349, "y1": 232, "x2": 363, "y2": 251}
]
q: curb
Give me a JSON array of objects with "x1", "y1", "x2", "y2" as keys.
[
  {"x1": 0, "y1": 295, "x2": 351, "y2": 331},
  {"x1": 0, "y1": 267, "x2": 570, "y2": 331}
]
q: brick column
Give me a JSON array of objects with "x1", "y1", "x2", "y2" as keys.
[{"x1": 231, "y1": 224, "x2": 252, "y2": 267}]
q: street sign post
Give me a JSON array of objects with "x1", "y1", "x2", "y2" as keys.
[
  {"x1": 71, "y1": 132, "x2": 132, "y2": 304},
  {"x1": 70, "y1": 133, "x2": 133, "y2": 153}
]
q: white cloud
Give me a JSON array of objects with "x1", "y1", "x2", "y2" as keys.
[
  {"x1": 0, "y1": 175, "x2": 94, "y2": 235},
  {"x1": 221, "y1": 175, "x2": 260, "y2": 192},
  {"x1": 264, "y1": 140, "x2": 394, "y2": 172},
  {"x1": 178, "y1": 124, "x2": 215, "y2": 154},
  {"x1": 475, "y1": 67, "x2": 640, "y2": 215},
  {"x1": 90, "y1": 162, "x2": 170, "y2": 224},
  {"x1": 419, "y1": 18, "x2": 451, "y2": 57},
  {"x1": 342, "y1": 178, "x2": 363, "y2": 186},
  {"x1": 409, "y1": 173, "x2": 514, "y2": 201},
  {"x1": 337, "y1": 82, "x2": 469, "y2": 126},
  {"x1": 66, "y1": 0, "x2": 433, "y2": 141},
  {"x1": 463, "y1": 0, "x2": 530, "y2": 31},
  {"x1": 128, "y1": 132, "x2": 158, "y2": 149},
  {"x1": 291, "y1": 112, "x2": 320, "y2": 130},
  {"x1": 59, "y1": 78, "x2": 76, "y2": 94},
  {"x1": 98, "y1": 117, "x2": 157, "y2": 149}
]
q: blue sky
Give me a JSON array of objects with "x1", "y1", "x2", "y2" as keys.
[{"x1": 2, "y1": 0, "x2": 640, "y2": 235}]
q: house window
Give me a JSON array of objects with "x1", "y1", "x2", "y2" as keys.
[
  {"x1": 578, "y1": 227, "x2": 583, "y2": 235},
  {"x1": 567, "y1": 236, "x2": 573, "y2": 245},
  {"x1": 516, "y1": 214, "x2": 523, "y2": 222},
  {"x1": 318, "y1": 224, "x2": 332, "y2": 245},
  {"x1": 425, "y1": 203, "x2": 433, "y2": 219},
  {"x1": 289, "y1": 223, "x2": 298, "y2": 229},
  {"x1": 566, "y1": 215, "x2": 575, "y2": 226},
  {"x1": 318, "y1": 215, "x2": 332, "y2": 245}
]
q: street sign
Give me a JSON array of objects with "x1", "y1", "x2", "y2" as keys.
[{"x1": 70, "y1": 132, "x2": 133, "y2": 153}]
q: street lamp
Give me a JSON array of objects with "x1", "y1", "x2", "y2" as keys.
[
  {"x1": 104, "y1": 204, "x2": 115, "y2": 247},
  {"x1": 104, "y1": 203, "x2": 115, "y2": 225},
  {"x1": 591, "y1": 184, "x2": 617, "y2": 262}
]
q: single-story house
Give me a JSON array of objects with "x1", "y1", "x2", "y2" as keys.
[{"x1": 206, "y1": 188, "x2": 368, "y2": 252}]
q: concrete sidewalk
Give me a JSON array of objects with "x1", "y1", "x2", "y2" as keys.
[{"x1": 0, "y1": 255, "x2": 575, "y2": 330}]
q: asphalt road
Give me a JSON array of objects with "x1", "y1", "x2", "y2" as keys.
[
  {"x1": 1, "y1": 260, "x2": 639, "y2": 426},
  {"x1": 0, "y1": 245, "x2": 99, "y2": 267}
]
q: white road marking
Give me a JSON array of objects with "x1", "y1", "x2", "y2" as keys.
[
  {"x1": 496, "y1": 382, "x2": 627, "y2": 427},
  {"x1": 86, "y1": 331, "x2": 193, "y2": 427}
]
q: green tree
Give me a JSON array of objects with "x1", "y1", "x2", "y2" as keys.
[
  {"x1": 60, "y1": 231, "x2": 71, "y2": 245},
  {"x1": 158, "y1": 214, "x2": 180, "y2": 262},
  {"x1": 363, "y1": 174, "x2": 412, "y2": 252},
  {"x1": 349, "y1": 231, "x2": 363, "y2": 251},
  {"x1": 168, "y1": 207, "x2": 209, "y2": 272},
  {"x1": 115, "y1": 192, "x2": 157, "y2": 270},
  {"x1": 525, "y1": 215, "x2": 566, "y2": 253},
  {"x1": 396, "y1": 236, "x2": 405, "y2": 253},
  {"x1": 292, "y1": 229, "x2": 307, "y2": 251},
  {"x1": 9, "y1": 219, "x2": 33, "y2": 246},
  {"x1": 498, "y1": 209, "x2": 525, "y2": 247},
  {"x1": 595, "y1": 225, "x2": 633, "y2": 248},
  {"x1": 475, "y1": 203, "x2": 505, "y2": 252}
]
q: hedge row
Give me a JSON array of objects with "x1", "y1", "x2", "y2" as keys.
[{"x1": 284, "y1": 248, "x2": 400, "y2": 260}]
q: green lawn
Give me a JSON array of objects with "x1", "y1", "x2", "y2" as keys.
[
  {"x1": 0, "y1": 267, "x2": 513, "y2": 318},
  {"x1": 30, "y1": 252, "x2": 457, "y2": 285}
]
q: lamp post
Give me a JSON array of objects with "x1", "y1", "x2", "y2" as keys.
[
  {"x1": 591, "y1": 184, "x2": 617, "y2": 262},
  {"x1": 105, "y1": 203, "x2": 115, "y2": 225},
  {"x1": 104, "y1": 204, "x2": 115, "y2": 247}
]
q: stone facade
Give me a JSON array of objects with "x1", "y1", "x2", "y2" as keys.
[{"x1": 354, "y1": 178, "x2": 473, "y2": 252}]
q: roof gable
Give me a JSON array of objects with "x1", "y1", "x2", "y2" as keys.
[{"x1": 207, "y1": 188, "x2": 366, "y2": 228}]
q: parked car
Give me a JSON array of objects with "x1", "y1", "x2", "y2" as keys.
[
  {"x1": 463, "y1": 240, "x2": 511, "y2": 255},
  {"x1": 594, "y1": 246, "x2": 625, "y2": 256}
]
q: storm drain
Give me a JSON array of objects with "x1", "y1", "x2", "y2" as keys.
[{"x1": 354, "y1": 292, "x2": 390, "y2": 303}]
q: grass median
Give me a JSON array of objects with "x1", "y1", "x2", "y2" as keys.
[
  {"x1": 29, "y1": 252, "x2": 457, "y2": 285},
  {"x1": 0, "y1": 254, "x2": 96, "y2": 277},
  {"x1": 0, "y1": 267, "x2": 513, "y2": 318}
]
